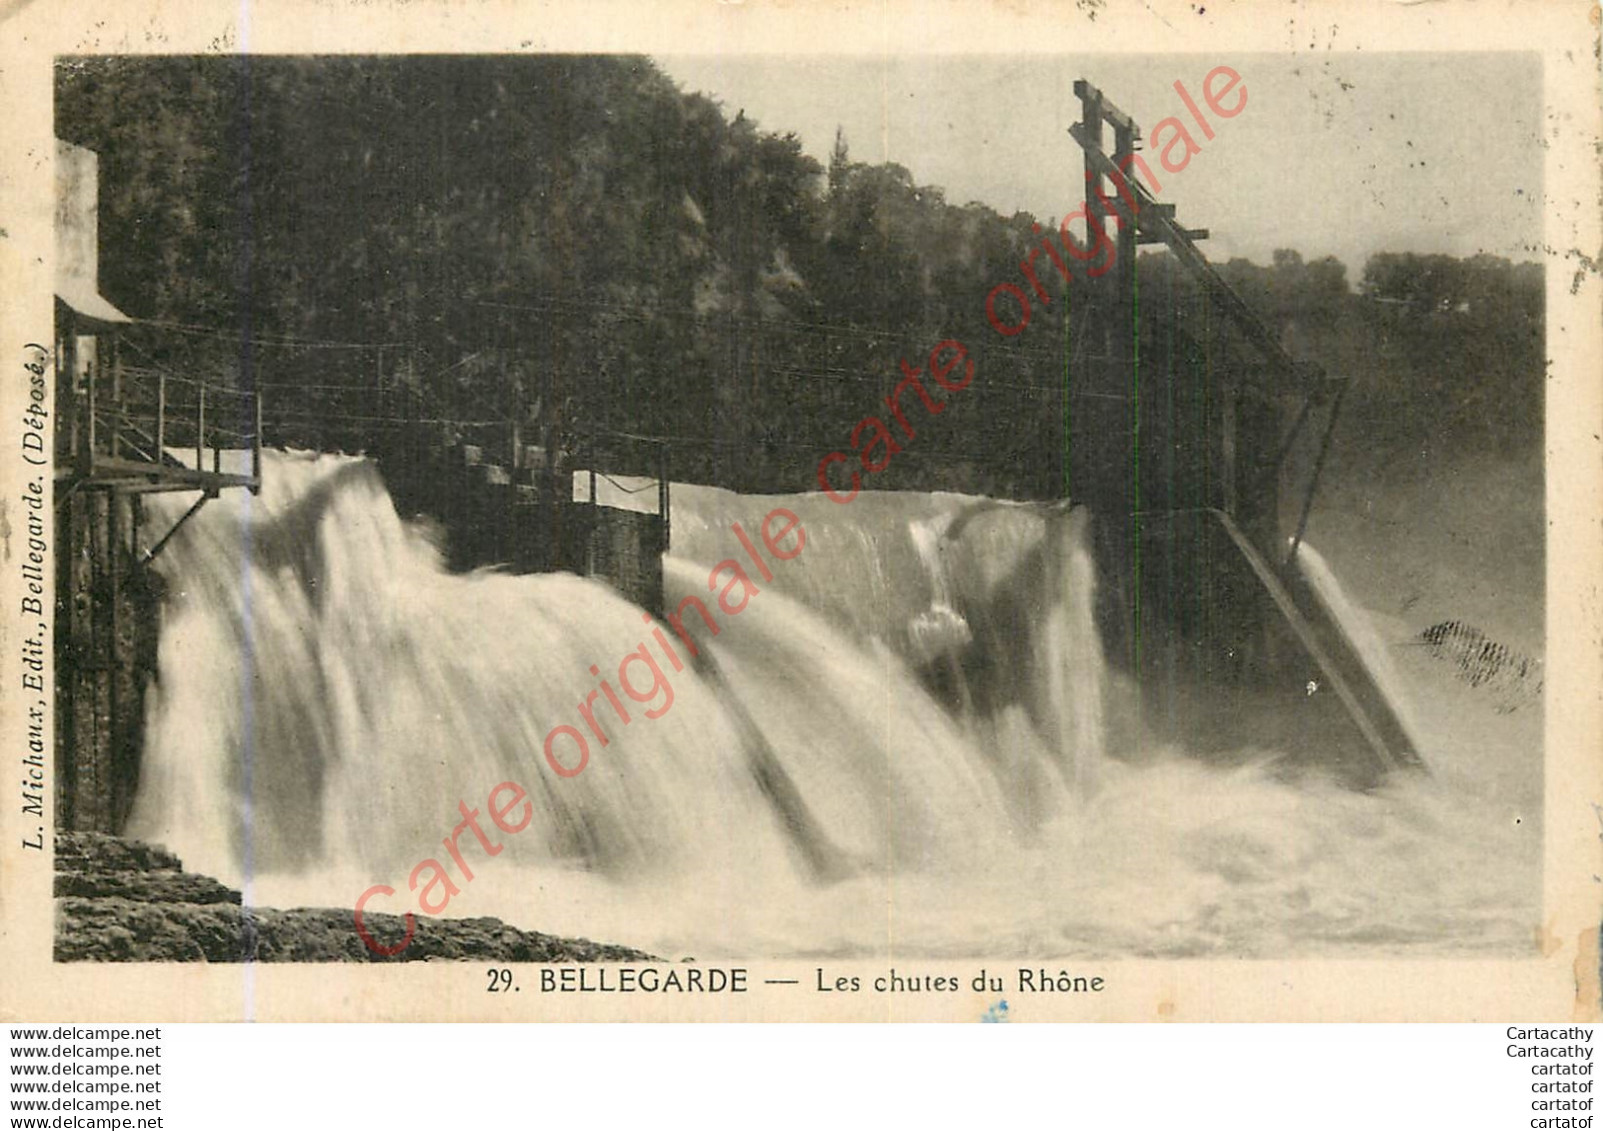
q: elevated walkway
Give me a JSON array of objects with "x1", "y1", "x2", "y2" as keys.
[{"x1": 52, "y1": 321, "x2": 264, "y2": 834}]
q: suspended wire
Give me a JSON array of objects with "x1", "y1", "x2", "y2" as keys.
[
  {"x1": 471, "y1": 292, "x2": 1075, "y2": 370},
  {"x1": 110, "y1": 290, "x2": 1096, "y2": 463},
  {"x1": 136, "y1": 318, "x2": 404, "y2": 350},
  {"x1": 127, "y1": 288, "x2": 1073, "y2": 366},
  {"x1": 580, "y1": 426, "x2": 1041, "y2": 464}
]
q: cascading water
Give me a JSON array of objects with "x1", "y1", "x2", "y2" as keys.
[{"x1": 128, "y1": 450, "x2": 1541, "y2": 958}]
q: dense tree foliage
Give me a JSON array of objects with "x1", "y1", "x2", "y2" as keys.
[
  {"x1": 56, "y1": 55, "x2": 1542, "y2": 496},
  {"x1": 1140, "y1": 247, "x2": 1543, "y2": 459}
]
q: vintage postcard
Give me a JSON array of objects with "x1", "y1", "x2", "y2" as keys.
[{"x1": 0, "y1": 0, "x2": 1598, "y2": 1023}]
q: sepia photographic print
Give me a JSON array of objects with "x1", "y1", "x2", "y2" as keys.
[{"x1": 1, "y1": 0, "x2": 1598, "y2": 1023}]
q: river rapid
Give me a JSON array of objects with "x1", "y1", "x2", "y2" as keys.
[{"x1": 126, "y1": 449, "x2": 1543, "y2": 959}]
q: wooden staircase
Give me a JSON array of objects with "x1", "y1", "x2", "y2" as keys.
[{"x1": 374, "y1": 419, "x2": 669, "y2": 615}]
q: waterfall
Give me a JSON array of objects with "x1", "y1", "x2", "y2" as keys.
[{"x1": 126, "y1": 451, "x2": 1541, "y2": 958}]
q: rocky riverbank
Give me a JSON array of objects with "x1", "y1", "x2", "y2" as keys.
[{"x1": 54, "y1": 833, "x2": 657, "y2": 963}]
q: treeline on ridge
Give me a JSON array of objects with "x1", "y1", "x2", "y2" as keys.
[{"x1": 55, "y1": 55, "x2": 1542, "y2": 498}]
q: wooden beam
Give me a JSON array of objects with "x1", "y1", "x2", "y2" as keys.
[
  {"x1": 1138, "y1": 228, "x2": 1208, "y2": 244},
  {"x1": 138, "y1": 493, "x2": 209, "y2": 565},
  {"x1": 1073, "y1": 79, "x2": 1140, "y2": 137},
  {"x1": 1212, "y1": 508, "x2": 1423, "y2": 776},
  {"x1": 67, "y1": 454, "x2": 259, "y2": 496}
]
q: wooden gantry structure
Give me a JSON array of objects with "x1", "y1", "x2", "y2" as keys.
[{"x1": 1068, "y1": 80, "x2": 1422, "y2": 782}]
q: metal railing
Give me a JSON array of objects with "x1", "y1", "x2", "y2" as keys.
[{"x1": 76, "y1": 356, "x2": 262, "y2": 488}]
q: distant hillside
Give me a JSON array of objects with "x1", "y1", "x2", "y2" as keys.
[{"x1": 57, "y1": 56, "x2": 1541, "y2": 498}]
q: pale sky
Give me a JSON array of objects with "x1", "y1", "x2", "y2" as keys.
[{"x1": 655, "y1": 53, "x2": 1542, "y2": 273}]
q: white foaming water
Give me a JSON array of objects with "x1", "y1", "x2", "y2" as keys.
[
  {"x1": 1295, "y1": 543, "x2": 1429, "y2": 759},
  {"x1": 128, "y1": 451, "x2": 1540, "y2": 958}
]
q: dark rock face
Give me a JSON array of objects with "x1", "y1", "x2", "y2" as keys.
[{"x1": 54, "y1": 832, "x2": 657, "y2": 964}]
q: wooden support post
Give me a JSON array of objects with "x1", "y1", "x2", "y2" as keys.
[
  {"x1": 64, "y1": 333, "x2": 86, "y2": 477},
  {"x1": 1220, "y1": 393, "x2": 1238, "y2": 516},
  {"x1": 156, "y1": 372, "x2": 166, "y2": 458},
  {"x1": 1285, "y1": 378, "x2": 1349, "y2": 567},
  {"x1": 86, "y1": 345, "x2": 97, "y2": 471},
  {"x1": 107, "y1": 493, "x2": 120, "y2": 827},
  {"x1": 196, "y1": 386, "x2": 205, "y2": 472},
  {"x1": 84, "y1": 489, "x2": 109, "y2": 830},
  {"x1": 658, "y1": 442, "x2": 671, "y2": 548},
  {"x1": 1112, "y1": 124, "x2": 1139, "y2": 297},
  {"x1": 1071, "y1": 81, "x2": 1140, "y2": 671},
  {"x1": 1112, "y1": 119, "x2": 1141, "y2": 668},
  {"x1": 252, "y1": 389, "x2": 263, "y2": 489},
  {"x1": 111, "y1": 339, "x2": 122, "y2": 459}
]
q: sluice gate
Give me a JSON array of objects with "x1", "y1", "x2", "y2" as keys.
[{"x1": 373, "y1": 414, "x2": 670, "y2": 618}]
